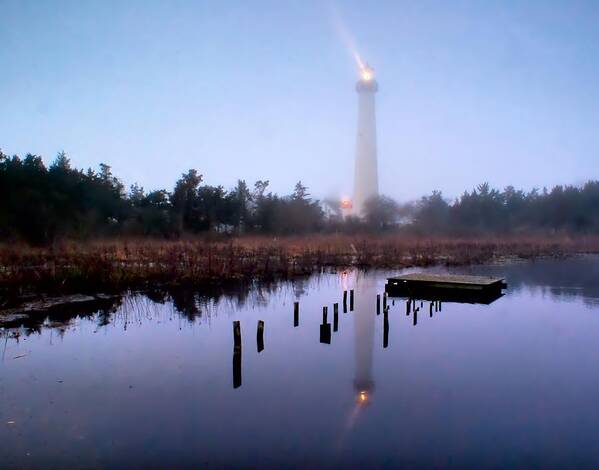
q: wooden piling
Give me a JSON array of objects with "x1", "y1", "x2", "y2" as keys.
[
  {"x1": 233, "y1": 321, "x2": 241, "y2": 352},
  {"x1": 429, "y1": 302, "x2": 433, "y2": 317},
  {"x1": 413, "y1": 308, "x2": 418, "y2": 326},
  {"x1": 333, "y1": 310, "x2": 339, "y2": 332},
  {"x1": 294, "y1": 302, "x2": 299, "y2": 327},
  {"x1": 406, "y1": 299, "x2": 411, "y2": 315},
  {"x1": 256, "y1": 320, "x2": 264, "y2": 353},
  {"x1": 320, "y1": 323, "x2": 331, "y2": 344},
  {"x1": 377, "y1": 294, "x2": 381, "y2": 314},
  {"x1": 322, "y1": 306, "x2": 328, "y2": 324},
  {"x1": 350, "y1": 290, "x2": 354, "y2": 311},
  {"x1": 233, "y1": 320, "x2": 242, "y2": 388}
]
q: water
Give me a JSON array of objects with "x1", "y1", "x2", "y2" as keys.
[{"x1": 1, "y1": 256, "x2": 599, "y2": 468}]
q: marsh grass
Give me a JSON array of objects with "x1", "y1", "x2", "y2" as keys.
[{"x1": 1, "y1": 234, "x2": 598, "y2": 294}]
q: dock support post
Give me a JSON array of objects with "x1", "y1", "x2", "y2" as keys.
[
  {"x1": 406, "y1": 299, "x2": 411, "y2": 315},
  {"x1": 377, "y1": 294, "x2": 381, "y2": 314},
  {"x1": 429, "y1": 302, "x2": 433, "y2": 317},
  {"x1": 322, "y1": 306, "x2": 328, "y2": 324},
  {"x1": 383, "y1": 293, "x2": 387, "y2": 310},
  {"x1": 413, "y1": 308, "x2": 418, "y2": 326},
  {"x1": 350, "y1": 289, "x2": 354, "y2": 311}
]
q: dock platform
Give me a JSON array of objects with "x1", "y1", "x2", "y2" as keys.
[{"x1": 385, "y1": 273, "x2": 507, "y2": 304}]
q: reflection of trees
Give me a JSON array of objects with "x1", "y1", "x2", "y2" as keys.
[
  {"x1": 1, "y1": 274, "x2": 314, "y2": 337},
  {"x1": 0, "y1": 295, "x2": 124, "y2": 337}
]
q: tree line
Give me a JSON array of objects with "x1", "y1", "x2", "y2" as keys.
[{"x1": 1, "y1": 151, "x2": 598, "y2": 244}]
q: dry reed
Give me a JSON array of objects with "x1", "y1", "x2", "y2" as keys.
[{"x1": 1, "y1": 234, "x2": 598, "y2": 293}]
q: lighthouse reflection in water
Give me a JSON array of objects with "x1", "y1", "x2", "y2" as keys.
[{"x1": 352, "y1": 272, "x2": 376, "y2": 407}]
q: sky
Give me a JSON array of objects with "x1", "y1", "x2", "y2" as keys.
[{"x1": 1, "y1": 0, "x2": 598, "y2": 201}]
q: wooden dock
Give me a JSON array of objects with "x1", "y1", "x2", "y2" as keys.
[{"x1": 385, "y1": 273, "x2": 507, "y2": 304}]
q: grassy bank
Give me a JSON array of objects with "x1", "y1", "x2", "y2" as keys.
[{"x1": 1, "y1": 234, "x2": 598, "y2": 294}]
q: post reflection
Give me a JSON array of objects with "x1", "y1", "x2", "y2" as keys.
[{"x1": 233, "y1": 321, "x2": 242, "y2": 389}]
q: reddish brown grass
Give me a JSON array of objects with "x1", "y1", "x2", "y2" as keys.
[{"x1": 1, "y1": 234, "x2": 598, "y2": 293}]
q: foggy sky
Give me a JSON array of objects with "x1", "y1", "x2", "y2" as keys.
[{"x1": 1, "y1": 0, "x2": 598, "y2": 201}]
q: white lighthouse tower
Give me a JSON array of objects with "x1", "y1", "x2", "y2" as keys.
[{"x1": 352, "y1": 64, "x2": 379, "y2": 217}]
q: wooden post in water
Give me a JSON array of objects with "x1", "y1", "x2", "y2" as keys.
[
  {"x1": 343, "y1": 290, "x2": 348, "y2": 311},
  {"x1": 439, "y1": 301, "x2": 442, "y2": 312},
  {"x1": 233, "y1": 321, "x2": 241, "y2": 352},
  {"x1": 320, "y1": 311, "x2": 331, "y2": 344},
  {"x1": 406, "y1": 299, "x2": 411, "y2": 315},
  {"x1": 429, "y1": 302, "x2": 434, "y2": 317},
  {"x1": 294, "y1": 302, "x2": 299, "y2": 327},
  {"x1": 333, "y1": 303, "x2": 339, "y2": 331},
  {"x1": 256, "y1": 320, "x2": 264, "y2": 353},
  {"x1": 233, "y1": 321, "x2": 242, "y2": 389},
  {"x1": 350, "y1": 289, "x2": 354, "y2": 311},
  {"x1": 413, "y1": 308, "x2": 418, "y2": 326},
  {"x1": 383, "y1": 292, "x2": 387, "y2": 310},
  {"x1": 377, "y1": 294, "x2": 381, "y2": 315},
  {"x1": 320, "y1": 324, "x2": 331, "y2": 344}
]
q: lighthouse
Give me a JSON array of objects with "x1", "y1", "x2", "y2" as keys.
[{"x1": 352, "y1": 64, "x2": 379, "y2": 217}]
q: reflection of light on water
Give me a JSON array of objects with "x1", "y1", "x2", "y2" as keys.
[{"x1": 336, "y1": 391, "x2": 372, "y2": 451}]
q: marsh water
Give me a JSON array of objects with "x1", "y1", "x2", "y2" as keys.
[{"x1": 1, "y1": 256, "x2": 599, "y2": 468}]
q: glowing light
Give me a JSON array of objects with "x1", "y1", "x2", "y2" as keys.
[
  {"x1": 340, "y1": 198, "x2": 353, "y2": 209},
  {"x1": 360, "y1": 64, "x2": 374, "y2": 82},
  {"x1": 358, "y1": 391, "x2": 369, "y2": 404}
]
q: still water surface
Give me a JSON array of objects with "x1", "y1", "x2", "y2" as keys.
[{"x1": 1, "y1": 256, "x2": 599, "y2": 468}]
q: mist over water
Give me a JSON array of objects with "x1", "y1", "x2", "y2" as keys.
[{"x1": 1, "y1": 256, "x2": 598, "y2": 467}]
